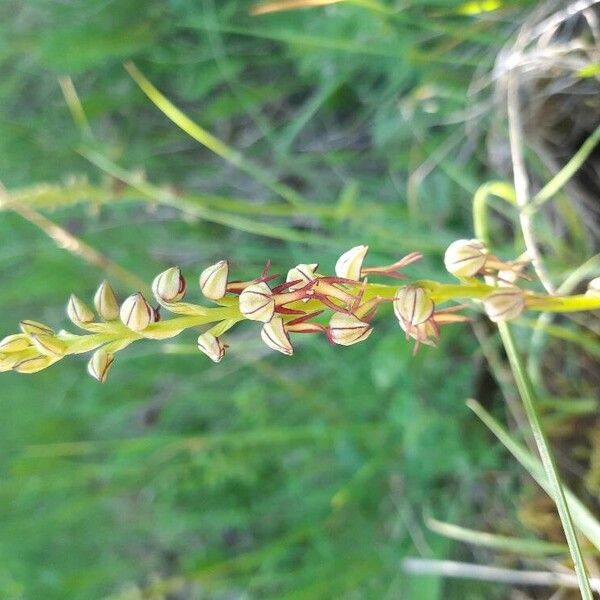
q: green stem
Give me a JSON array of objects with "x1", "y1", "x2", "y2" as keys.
[
  {"x1": 498, "y1": 323, "x2": 592, "y2": 599},
  {"x1": 528, "y1": 122, "x2": 600, "y2": 213},
  {"x1": 473, "y1": 182, "x2": 593, "y2": 598}
]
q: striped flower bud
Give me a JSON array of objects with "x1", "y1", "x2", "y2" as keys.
[
  {"x1": 94, "y1": 280, "x2": 120, "y2": 321},
  {"x1": 239, "y1": 282, "x2": 275, "y2": 323},
  {"x1": 444, "y1": 239, "x2": 488, "y2": 277},
  {"x1": 12, "y1": 354, "x2": 53, "y2": 374},
  {"x1": 483, "y1": 288, "x2": 525, "y2": 322},
  {"x1": 120, "y1": 292, "x2": 155, "y2": 332},
  {"x1": 20, "y1": 320, "x2": 54, "y2": 336},
  {"x1": 197, "y1": 332, "x2": 226, "y2": 363},
  {"x1": 261, "y1": 316, "x2": 293, "y2": 356},
  {"x1": 0, "y1": 334, "x2": 32, "y2": 353},
  {"x1": 585, "y1": 276, "x2": 600, "y2": 298},
  {"x1": 67, "y1": 294, "x2": 95, "y2": 325},
  {"x1": 30, "y1": 333, "x2": 68, "y2": 357},
  {"x1": 328, "y1": 313, "x2": 373, "y2": 346},
  {"x1": 393, "y1": 286, "x2": 434, "y2": 327},
  {"x1": 0, "y1": 353, "x2": 21, "y2": 372},
  {"x1": 335, "y1": 245, "x2": 368, "y2": 281},
  {"x1": 199, "y1": 260, "x2": 229, "y2": 300},
  {"x1": 87, "y1": 348, "x2": 115, "y2": 383},
  {"x1": 152, "y1": 267, "x2": 186, "y2": 303},
  {"x1": 286, "y1": 264, "x2": 318, "y2": 292}
]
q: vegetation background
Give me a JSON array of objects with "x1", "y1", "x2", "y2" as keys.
[{"x1": 1, "y1": 0, "x2": 599, "y2": 598}]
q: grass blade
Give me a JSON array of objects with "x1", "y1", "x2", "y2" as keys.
[{"x1": 467, "y1": 398, "x2": 600, "y2": 554}]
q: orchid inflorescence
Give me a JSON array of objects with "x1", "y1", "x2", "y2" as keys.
[{"x1": 2, "y1": 239, "x2": 600, "y2": 383}]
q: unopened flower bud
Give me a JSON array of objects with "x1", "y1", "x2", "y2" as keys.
[
  {"x1": 19, "y1": 320, "x2": 54, "y2": 336},
  {"x1": 585, "y1": 277, "x2": 600, "y2": 298},
  {"x1": 67, "y1": 294, "x2": 95, "y2": 325},
  {"x1": 87, "y1": 348, "x2": 115, "y2": 383},
  {"x1": 261, "y1": 316, "x2": 293, "y2": 356},
  {"x1": 335, "y1": 245, "x2": 368, "y2": 281},
  {"x1": 94, "y1": 280, "x2": 120, "y2": 320},
  {"x1": 120, "y1": 292, "x2": 155, "y2": 331},
  {"x1": 197, "y1": 332, "x2": 226, "y2": 363},
  {"x1": 199, "y1": 260, "x2": 229, "y2": 300},
  {"x1": 393, "y1": 286, "x2": 434, "y2": 326},
  {"x1": 239, "y1": 282, "x2": 275, "y2": 323},
  {"x1": 12, "y1": 354, "x2": 53, "y2": 374},
  {"x1": 286, "y1": 264, "x2": 318, "y2": 292},
  {"x1": 444, "y1": 239, "x2": 488, "y2": 277},
  {"x1": 328, "y1": 313, "x2": 373, "y2": 346},
  {"x1": 483, "y1": 288, "x2": 525, "y2": 322},
  {"x1": 152, "y1": 266, "x2": 187, "y2": 303},
  {"x1": 30, "y1": 333, "x2": 68, "y2": 357},
  {"x1": 0, "y1": 353, "x2": 20, "y2": 372},
  {"x1": 0, "y1": 334, "x2": 31, "y2": 353}
]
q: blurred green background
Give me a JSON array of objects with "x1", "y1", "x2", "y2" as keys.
[{"x1": 0, "y1": 1, "x2": 584, "y2": 598}]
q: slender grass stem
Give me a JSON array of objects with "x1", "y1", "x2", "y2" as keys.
[{"x1": 497, "y1": 322, "x2": 592, "y2": 599}]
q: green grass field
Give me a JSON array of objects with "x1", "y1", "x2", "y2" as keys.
[{"x1": 1, "y1": 1, "x2": 599, "y2": 598}]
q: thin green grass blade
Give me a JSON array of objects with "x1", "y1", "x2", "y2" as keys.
[
  {"x1": 427, "y1": 517, "x2": 568, "y2": 556},
  {"x1": 467, "y1": 399, "x2": 600, "y2": 554},
  {"x1": 124, "y1": 62, "x2": 306, "y2": 208},
  {"x1": 497, "y1": 323, "x2": 593, "y2": 599}
]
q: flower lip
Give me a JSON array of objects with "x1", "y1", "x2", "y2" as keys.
[
  {"x1": 238, "y1": 282, "x2": 275, "y2": 323},
  {"x1": 335, "y1": 245, "x2": 368, "y2": 281},
  {"x1": 261, "y1": 316, "x2": 294, "y2": 356}
]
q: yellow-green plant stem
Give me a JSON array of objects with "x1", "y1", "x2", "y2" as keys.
[{"x1": 473, "y1": 183, "x2": 593, "y2": 599}]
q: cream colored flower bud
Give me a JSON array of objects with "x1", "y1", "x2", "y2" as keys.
[
  {"x1": 585, "y1": 277, "x2": 600, "y2": 298},
  {"x1": 199, "y1": 260, "x2": 229, "y2": 300},
  {"x1": 483, "y1": 288, "x2": 525, "y2": 322},
  {"x1": 20, "y1": 320, "x2": 54, "y2": 336},
  {"x1": 444, "y1": 239, "x2": 488, "y2": 277},
  {"x1": 239, "y1": 282, "x2": 275, "y2": 323},
  {"x1": 87, "y1": 348, "x2": 115, "y2": 383},
  {"x1": 152, "y1": 267, "x2": 186, "y2": 303},
  {"x1": 94, "y1": 280, "x2": 120, "y2": 320},
  {"x1": 120, "y1": 292, "x2": 155, "y2": 331},
  {"x1": 197, "y1": 332, "x2": 226, "y2": 363},
  {"x1": 335, "y1": 245, "x2": 368, "y2": 281},
  {"x1": 261, "y1": 316, "x2": 293, "y2": 356},
  {"x1": 0, "y1": 334, "x2": 31, "y2": 353},
  {"x1": 67, "y1": 294, "x2": 95, "y2": 325},
  {"x1": 328, "y1": 313, "x2": 373, "y2": 346},
  {"x1": 30, "y1": 333, "x2": 67, "y2": 357},
  {"x1": 12, "y1": 355, "x2": 53, "y2": 374},
  {"x1": 286, "y1": 264, "x2": 318, "y2": 292},
  {"x1": 393, "y1": 286, "x2": 434, "y2": 326}
]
